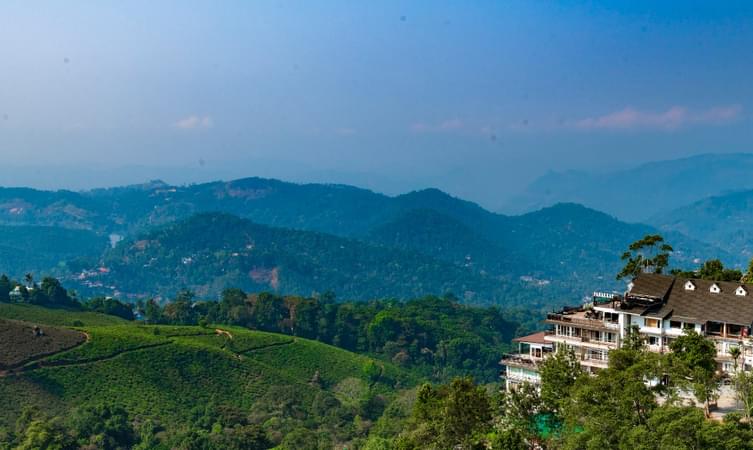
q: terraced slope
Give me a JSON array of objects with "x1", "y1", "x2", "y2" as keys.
[{"x1": 0, "y1": 306, "x2": 415, "y2": 445}]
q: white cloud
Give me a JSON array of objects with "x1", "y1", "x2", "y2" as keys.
[
  {"x1": 174, "y1": 115, "x2": 213, "y2": 130},
  {"x1": 573, "y1": 105, "x2": 742, "y2": 131}
]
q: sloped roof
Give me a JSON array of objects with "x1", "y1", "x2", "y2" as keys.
[
  {"x1": 628, "y1": 273, "x2": 675, "y2": 300},
  {"x1": 666, "y1": 277, "x2": 753, "y2": 326},
  {"x1": 627, "y1": 274, "x2": 753, "y2": 325},
  {"x1": 512, "y1": 331, "x2": 551, "y2": 345}
]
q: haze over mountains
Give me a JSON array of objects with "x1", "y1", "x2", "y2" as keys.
[
  {"x1": 0, "y1": 165, "x2": 741, "y2": 307},
  {"x1": 503, "y1": 153, "x2": 753, "y2": 222}
]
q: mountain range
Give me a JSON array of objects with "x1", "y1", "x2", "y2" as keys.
[
  {"x1": 0, "y1": 175, "x2": 733, "y2": 308},
  {"x1": 651, "y1": 189, "x2": 753, "y2": 263},
  {"x1": 502, "y1": 153, "x2": 753, "y2": 222}
]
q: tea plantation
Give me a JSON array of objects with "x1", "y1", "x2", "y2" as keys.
[{"x1": 0, "y1": 305, "x2": 417, "y2": 448}]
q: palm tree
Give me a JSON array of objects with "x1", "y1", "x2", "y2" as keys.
[
  {"x1": 24, "y1": 273, "x2": 33, "y2": 288},
  {"x1": 730, "y1": 345, "x2": 742, "y2": 372}
]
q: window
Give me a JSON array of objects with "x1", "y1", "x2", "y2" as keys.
[
  {"x1": 683, "y1": 323, "x2": 695, "y2": 330},
  {"x1": 685, "y1": 281, "x2": 696, "y2": 291},
  {"x1": 737, "y1": 286, "x2": 748, "y2": 296},
  {"x1": 604, "y1": 312, "x2": 619, "y2": 324},
  {"x1": 648, "y1": 336, "x2": 660, "y2": 346},
  {"x1": 710, "y1": 283, "x2": 721, "y2": 294},
  {"x1": 728, "y1": 324, "x2": 743, "y2": 337},
  {"x1": 707, "y1": 321, "x2": 723, "y2": 336},
  {"x1": 670, "y1": 320, "x2": 682, "y2": 329},
  {"x1": 645, "y1": 318, "x2": 660, "y2": 328}
]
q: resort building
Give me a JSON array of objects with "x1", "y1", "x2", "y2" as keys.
[
  {"x1": 500, "y1": 332, "x2": 553, "y2": 391},
  {"x1": 502, "y1": 273, "x2": 753, "y2": 389}
]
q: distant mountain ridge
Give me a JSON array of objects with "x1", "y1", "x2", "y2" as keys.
[
  {"x1": 651, "y1": 189, "x2": 753, "y2": 262},
  {"x1": 502, "y1": 153, "x2": 753, "y2": 222},
  {"x1": 0, "y1": 175, "x2": 734, "y2": 307}
]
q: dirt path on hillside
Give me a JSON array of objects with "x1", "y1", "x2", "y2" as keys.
[
  {"x1": 0, "y1": 329, "x2": 90, "y2": 376},
  {"x1": 0, "y1": 341, "x2": 172, "y2": 378},
  {"x1": 215, "y1": 328, "x2": 233, "y2": 339},
  {"x1": 231, "y1": 338, "x2": 297, "y2": 360},
  {"x1": 0, "y1": 328, "x2": 296, "y2": 377}
]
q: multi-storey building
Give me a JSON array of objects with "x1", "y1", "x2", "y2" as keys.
[
  {"x1": 500, "y1": 332, "x2": 553, "y2": 391},
  {"x1": 502, "y1": 273, "x2": 753, "y2": 389}
]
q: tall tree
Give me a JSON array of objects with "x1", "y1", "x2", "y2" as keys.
[
  {"x1": 743, "y1": 257, "x2": 753, "y2": 283},
  {"x1": 539, "y1": 346, "x2": 583, "y2": 415},
  {"x1": 668, "y1": 330, "x2": 719, "y2": 416},
  {"x1": 617, "y1": 234, "x2": 673, "y2": 280}
]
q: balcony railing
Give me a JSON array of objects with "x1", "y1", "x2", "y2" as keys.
[
  {"x1": 500, "y1": 353, "x2": 539, "y2": 369},
  {"x1": 546, "y1": 313, "x2": 620, "y2": 330}
]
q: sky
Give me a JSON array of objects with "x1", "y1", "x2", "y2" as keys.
[{"x1": 1, "y1": 0, "x2": 752, "y2": 209}]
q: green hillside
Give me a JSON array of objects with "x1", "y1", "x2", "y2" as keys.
[
  {"x1": 0, "y1": 304, "x2": 417, "y2": 449},
  {"x1": 0, "y1": 176, "x2": 733, "y2": 309},
  {"x1": 91, "y1": 213, "x2": 534, "y2": 305},
  {"x1": 0, "y1": 225, "x2": 106, "y2": 278}
]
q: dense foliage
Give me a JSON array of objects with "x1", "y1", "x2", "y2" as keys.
[
  {"x1": 139, "y1": 290, "x2": 518, "y2": 382},
  {"x1": 386, "y1": 331, "x2": 753, "y2": 450}
]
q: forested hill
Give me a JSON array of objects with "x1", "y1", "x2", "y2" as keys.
[
  {"x1": 94, "y1": 213, "x2": 539, "y2": 305},
  {"x1": 74, "y1": 206, "x2": 725, "y2": 309},
  {"x1": 0, "y1": 176, "x2": 733, "y2": 307}
]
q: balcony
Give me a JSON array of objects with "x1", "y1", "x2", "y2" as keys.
[
  {"x1": 546, "y1": 312, "x2": 620, "y2": 331},
  {"x1": 500, "y1": 353, "x2": 539, "y2": 369},
  {"x1": 545, "y1": 332, "x2": 618, "y2": 349}
]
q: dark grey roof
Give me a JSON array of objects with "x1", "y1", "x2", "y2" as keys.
[
  {"x1": 628, "y1": 273, "x2": 675, "y2": 300},
  {"x1": 666, "y1": 277, "x2": 753, "y2": 326},
  {"x1": 629, "y1": 274, "x2": 753, "y2": 326}
]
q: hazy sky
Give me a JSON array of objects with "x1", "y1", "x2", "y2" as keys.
[{"x1": 1, "y1": 1, "x2": 752, "y2": 209}]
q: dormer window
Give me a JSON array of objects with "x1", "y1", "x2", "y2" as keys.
[
  {"x1": 684, "y1": 281, "x2": 696, "y2": 291},
  {"x1": 737, "y1": 286, "x2": 748, "y2": 297},
  {"x1": 710, "y1": 283, "x2": 721, "y2": 294}
]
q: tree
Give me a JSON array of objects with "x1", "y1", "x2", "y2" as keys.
[
  {"x1": 68, "y1": 404, "x2": 136, "y2": 450},
  {"x1": 730, "y1": 345, "x2": 742, "y2": 372},
  {"x1": 617, "y1": 234, "x2": 673, "y2": 280},
  {"x1": 669, "y1": 330, "x2": 719, "y2": 416},
  {"x1": 733, "y1": 370, "x2": 753, "y2": 428},
  {"x1": 496, "y1": 382, "x2": 542, "y2": 448},
  {"x1": 744, "y1": 257, "x2": 753, "y2": 283},
  {"x1": 40, "y1": 277, "x2": 70, "y2": 306},
  {"x1": 673, "y1": 259, "x2": 743, "y2": 282},
  {"x1": 24, "y1": 273, "x2": 34, "y2": 288},
  {"x1": 539, "y1": 346, "x2": 583, "y2": 415},
  {"x1": 0, "y1": 274, "x2": 11, "y2": 302},
  {"x1": 396, "y1": 378, "x2": 492, "y2": 449}
]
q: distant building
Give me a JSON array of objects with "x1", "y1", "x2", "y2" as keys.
[{"x1": 9, "y1": 286, "x2": 24, "y2": 302}]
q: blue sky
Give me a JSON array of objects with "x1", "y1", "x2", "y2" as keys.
[{"x1": 1, "y1": 1, "x2": 752, "y2": 208}]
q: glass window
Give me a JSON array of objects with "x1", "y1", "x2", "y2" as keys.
[
  {"x1": 646, "y1": 318, "x2": 660, "y2": 328},
  {"x1": 670, "y1": 320, "x2": 681, "y2": 329},
  {"x1": 707, "y1": 322, "x2": 723, "y2": 335}
]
